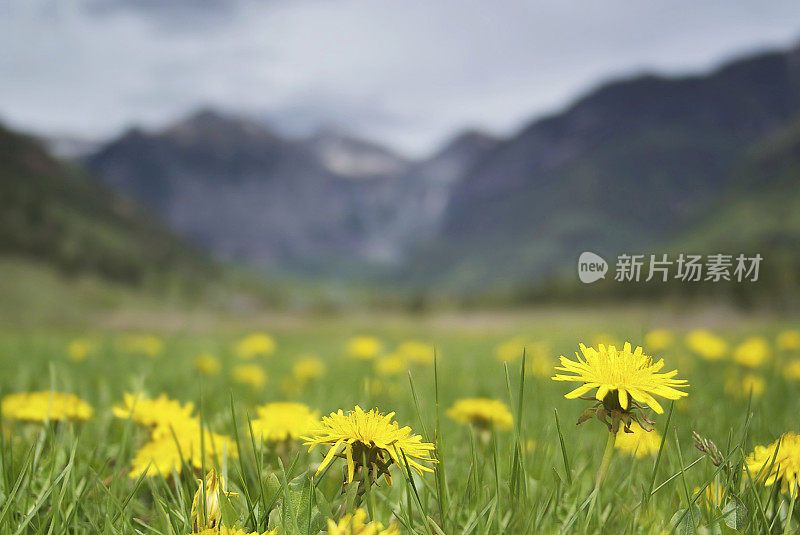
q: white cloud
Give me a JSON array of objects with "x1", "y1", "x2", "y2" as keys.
[{"x1": 0, "y1": 0, "x2": 798, "y2": 156}]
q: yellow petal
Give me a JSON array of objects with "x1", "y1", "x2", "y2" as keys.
[
  {"x1": 564, "y1": 383, "x2": 597, "y2": 399},
  {"x1": 618, "y1": 388, "x2": 629, "y2": 410}
]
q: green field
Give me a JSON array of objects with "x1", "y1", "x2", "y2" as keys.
[{"x1": 1, "y1": 310, "x2": 800, "y2": 534}]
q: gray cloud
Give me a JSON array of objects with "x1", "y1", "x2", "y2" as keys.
[
  {"x1": 82, "y1": 0, "x2": 245, "y2": 25},
  {"x1": 0, "y1": 0, "x2": 798, "y2": 155}
]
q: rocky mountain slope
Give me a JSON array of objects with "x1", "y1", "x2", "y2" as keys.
[
  {"x1": 83, "y1": 44, "x2": 800, "y2": 293},
  {"x1": 412, "y1": 44, "x2": 800, "y2": 290},
  {"x1": 87, "y1": 110, "x2": 495, "y2": 274}
]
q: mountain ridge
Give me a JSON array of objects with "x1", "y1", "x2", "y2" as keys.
[
  {"x1": 0, "y1": 123, "x2": 214, "y2": 288},
  {"x1": 86, "y1": 109, "x2": 495, "y2": 271},
  {"x1": 415, "y1": 43, "x2": 800, "y2": 291},
  {"x1": 80, "y1": 43, "x2": 800, "y2": 295}
]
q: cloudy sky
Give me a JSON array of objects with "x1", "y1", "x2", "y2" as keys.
[{"x1": 1, "y1": 0, "x2": 799, "y2": 155}]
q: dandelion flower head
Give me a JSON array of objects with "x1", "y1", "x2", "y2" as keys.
[
  {"x1": 235, "y1": 333, "x2": 276, "y2": 359},
  {"x1": 447, "y1": 398, "x2": 513, "y2": 431},
  {"x1": 644, "y1": 329, "x2": 674, "y2": 352},
  {"x1": 303, "y1": 406, "x2": 435, "y2": 485},
  {"x1": 112, "y1": 393, "x2": 195, "y2": 428},
  {"x1": 375, "y1": 354, "x2": 407, "y2": 376},
  {"x1": 326, "y1": 508, "x2": 399, "y2": 535},
  {"x1": 129, "y1": 418, "x2": 237, "y2": 479},
  {"x1": 552, "y1": 342, "x2": 688, "y2": 414},
  {"x1": 733, "y1": 337, "x2": 770, "y2": 368},
  {"x1": 615, "y1": 421, "x2": 662, "y2": 458},
  {"x1": 250, "y1": 402, "x2": 319, "y2": 443},
  {"x1": 685, "y1": 330, "x2": 728, "y2": 361},
  {"x1": 2, "y1": 391, "x2": 93, "y2": 422},
  {"x1": 232, "y1": 364, "x2": 267, "y2": 390},
  {"x1": 494, "y1": 337, "x2": 526, "y2": 362},
  {"x1": 746, "y1": 432, "x2": 800, "y2": 497},
  {"x1": 725, "y1": 373, "x2": 766, "y2": 399},
  {"x1": 292, "y1": 356, "x2": 325, "y2": 382},
  {"x1": 194, "y1": 354, "x2": 221, "y2": 375},
  {"x1": 347, "y1": 336, "x2": 382, "y2": 360}
]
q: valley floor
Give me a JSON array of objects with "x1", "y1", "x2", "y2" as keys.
[{"x1": 1, "y1": 301, "x2": 799, "y2": 533}]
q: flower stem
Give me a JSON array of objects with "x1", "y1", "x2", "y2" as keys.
[
  {"x1": 594, "y1": 431, "x2": 616, "y2": 494},
  {"x1": 585, "y1": 431, "x2": 616, "y2": 529}
]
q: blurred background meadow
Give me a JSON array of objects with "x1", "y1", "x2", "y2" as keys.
[{"x1": 2, "y1": 1, "x2": 800, "y2": 533}]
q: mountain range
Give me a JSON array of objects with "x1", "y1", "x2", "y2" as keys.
[
  {"x1": 412, "y1": 44, "x2": 800, "y2": 291},
  {"x1": 86, "y1": 111, "x2": 497, "y2": 278},
  {"x1": 0, "y1": 124, "x2": 212, "y2": 288},
  {"x1": 34, "y1": 42, "x2": 800, "y2": 296}
]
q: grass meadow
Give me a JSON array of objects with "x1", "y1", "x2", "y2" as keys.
[{"x1": 1, "y1": 310, "x2": 799, "y2": 534}]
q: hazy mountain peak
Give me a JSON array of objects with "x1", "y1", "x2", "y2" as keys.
[
  {"x1": 82, "y1": 44, "x2": 800, "y2": 290},
  {"x1": 306, "y1": 127, "x2": 410, "y2": 178},
  {"x1": 165, "y1": 108, "x2": 281, "y2": 147}
]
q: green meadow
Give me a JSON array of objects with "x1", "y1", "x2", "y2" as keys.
[{"x1": 1, "y1": 309, "x2": 800, "y2": 534}]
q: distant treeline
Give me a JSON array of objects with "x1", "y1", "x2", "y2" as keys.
[{"x1": 0, "y1": 125, "x2": 215, "y2": 290}]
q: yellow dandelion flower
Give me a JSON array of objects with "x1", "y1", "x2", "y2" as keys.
[
  {"x1": 326, "y1": 508, "x2": 398, "y2": 535},
  {"x1": 746, "y1": 432, "x2": 800, "y2": 497},
  {"x1": 375, "y1": 354, "x2": 407, "y2": 376},
  {"x1": 1, "y1": 391, "x2": 93, "y2": 422},
  {"x1": 447, "y1": 398, "x2": 513, "y2": 431},
  {"x1": 129, "y1": 436, "x2": 189, "y2": 477},
  {"x1": 615, "y1": 422, "x2": 662, "y2": 458},
  {"x1": 250, "y1": 402, "x2": 319, "y2": 443},
  {"x1": 494, "y1": 337, "x2": 526, "y2": 362},
  {"x1": 129, "y1": 419, "x2": 237, "y2": 478},
  {"x1": 552, "y1": 342, "x2": 688, "y2": 414},
  {"x1": 592, "y1": 333, "x2": 619, "y2": 348},
  {"x1": 742, "y1": 373, "x2": 766, "y2": 398},
  {"x1": 777, "y1": 330, "x2": 800, "y2": 351},
  {"x1": 397, "y1": 340, "x2": 434, "y2": 364},
  {"x1": 292, "y1": 356, "x2": 325, "y2": 382},
  {"x1": 784, "y1": 360, "x2": 800, "y2": 381},
  {"x1": 234, "y1": 333, "x2": 276, "y2": 359},
  {"x1": 733, "y1": 337, "x2": 770, "y2": 368},
  {"x1": 725, "y1": 373, "x2": 766, "y2": 399},
  {"x1": 112, "y1": 393, "x2": 195, "y2": 428},
  {"x1": 68, "y1": 338, "x2": 94, "y2": 362},
  {"x1": 685, "y1": 330, "x2": 728, "y2": 361},
  {"x1": 121, "y1": 335, "x2": 164, "y2": 358},
  {"x1": 191, "y1": 468, "x2": 238, "y2": 531},
  {"x1": 303, "y1": 406, "x2": 435, "y2": 486},
  {"x1": 644, "y1": 329, "x2": 674, "y2": 352},
  {"x1": 232, "y1": 364, "x2": 267, "y2": 390},
  {"x1": 347, "y1": 336, "x2": 382, "y2": 360},
  {"x1": 194, "y1": 354, "x2": 221, "y2": 376}
]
